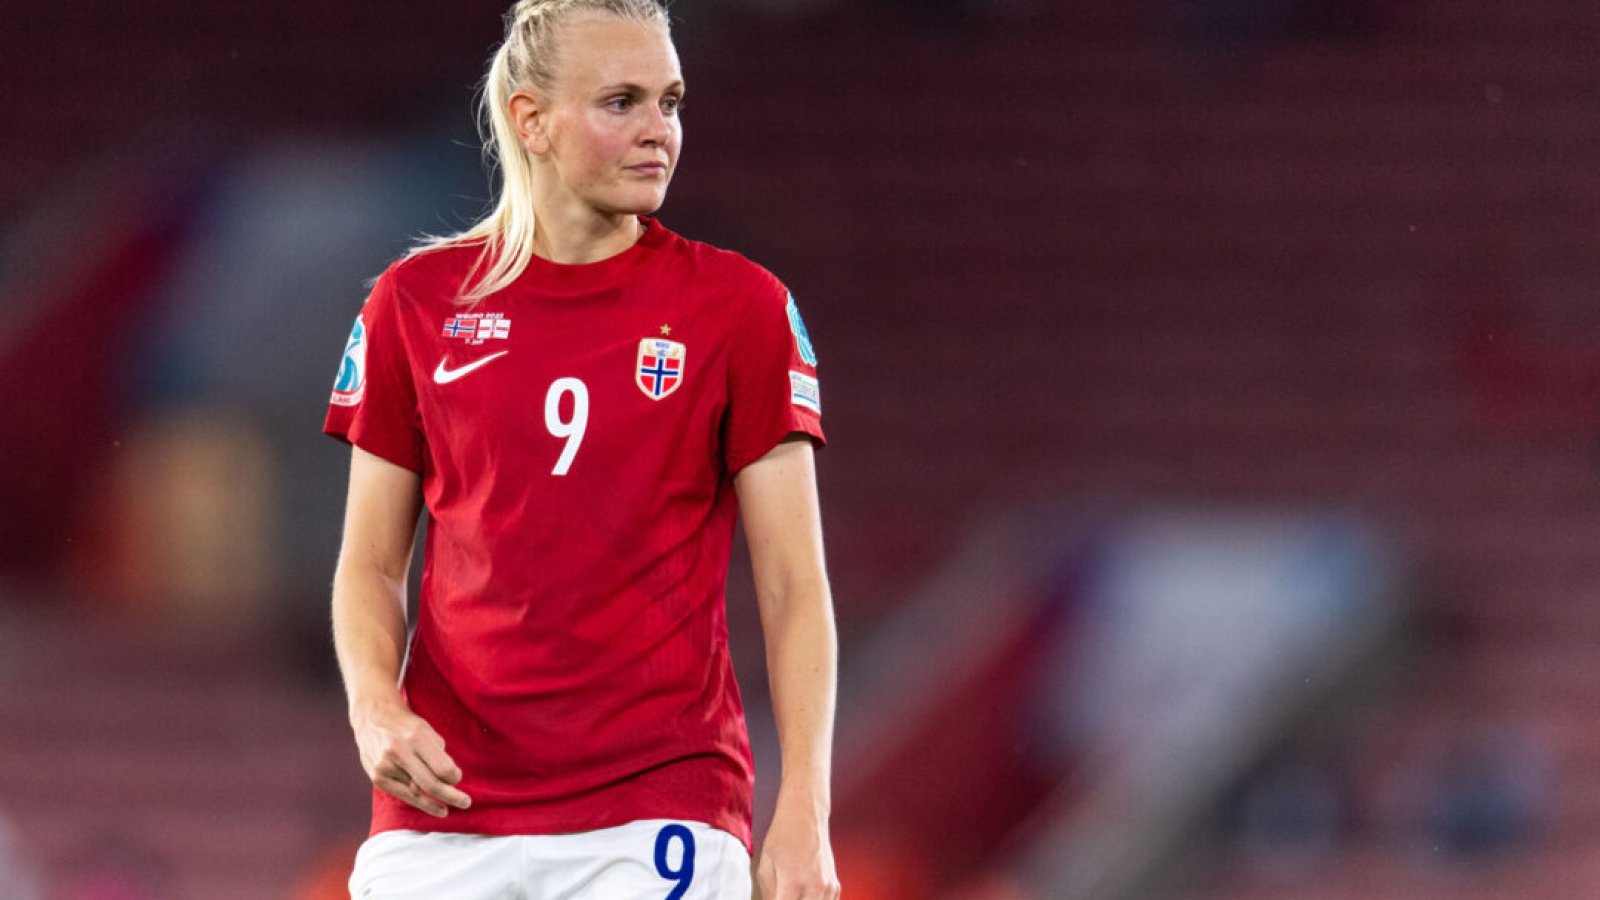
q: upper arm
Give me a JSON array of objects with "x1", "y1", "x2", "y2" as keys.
[
  {"x1": 735, "y1": 436, "x2": 827, "y2": 604},
  {"x1": 338, "y1": 445, "x2": 425, "y2": 582}
]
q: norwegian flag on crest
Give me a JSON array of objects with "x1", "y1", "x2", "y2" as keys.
[{"x1": 636, "y1": 338, "x2": 686, "y2": 400}]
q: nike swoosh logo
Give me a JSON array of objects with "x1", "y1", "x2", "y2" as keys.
[{"x1": 434, "y1": 351, "x2": 509, "y2": 384}]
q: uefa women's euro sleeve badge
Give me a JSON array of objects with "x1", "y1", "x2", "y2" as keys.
[
  {"x1": 331, "y1": 314, "x2": 367, "y2": 407},
  {"x1": 785, "y1": 292, "x2": 817, "y2": 366},
  {"x1": 636, "y1": 337, "x2": 686, "y2": 400},
  {"x1": 784, "y1": 292, "x2": 820, "y2": 414}
]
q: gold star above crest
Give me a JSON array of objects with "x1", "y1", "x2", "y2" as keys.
[{"x1": 659, "y1": 324, "x2": 673, "y2": 336}]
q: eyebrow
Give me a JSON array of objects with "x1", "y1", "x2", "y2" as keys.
[{"x1": 598, "y1": 80, "x2": 686, "y2": 94}]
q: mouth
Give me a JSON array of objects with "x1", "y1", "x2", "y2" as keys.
[{"x1": 627, "y1": 162, "x2": 669, "y2": 177}]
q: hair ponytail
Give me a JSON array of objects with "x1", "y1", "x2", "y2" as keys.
[{"x1": 410, "y1": 0, "x2": 671, "y2": 303}]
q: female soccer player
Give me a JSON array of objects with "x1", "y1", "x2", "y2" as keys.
[{"x1": 323, "y1": 1, "x2": 840, "y2": 897}]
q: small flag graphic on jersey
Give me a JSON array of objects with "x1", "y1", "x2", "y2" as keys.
[
  {"x1": 636, "y1": 338, "x2": 686, "y2": 400},
  {"x1": 442, "y1": 314, "x2": 511, "y2": 345}
]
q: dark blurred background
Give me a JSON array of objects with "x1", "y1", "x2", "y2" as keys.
[{"x1": 3, "y1": 0, "x2": 1600, "y2": 897}]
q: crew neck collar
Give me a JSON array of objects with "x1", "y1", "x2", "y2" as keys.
[{"x1": 520, "y1": 217, "x2": 667, "y2": 295}]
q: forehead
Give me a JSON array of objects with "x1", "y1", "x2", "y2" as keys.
[{"x1": 553, "y1": 15, "x2": 681, "y2": 91}]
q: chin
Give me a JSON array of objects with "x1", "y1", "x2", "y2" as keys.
[{"x1": 608, "y1": 188, "x2": 670, "y2": 217}]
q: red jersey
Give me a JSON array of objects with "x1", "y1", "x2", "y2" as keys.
[{"x1": 323, "y1": 218, "x2": 824, "y2": 851}]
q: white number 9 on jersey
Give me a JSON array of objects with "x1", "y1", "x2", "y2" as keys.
[{"x1": 544, "y1": 377, "x2": 589, "y2": 476}]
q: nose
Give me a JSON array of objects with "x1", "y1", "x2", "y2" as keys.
[{"x1": 640, "y1": 105, "x2": 672, "y2": 147}]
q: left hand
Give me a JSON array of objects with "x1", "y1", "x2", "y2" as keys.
[{"x1": 755, "y1": 804, "x2": 840, "y2": 900}]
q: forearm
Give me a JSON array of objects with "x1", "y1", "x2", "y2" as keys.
[
  {"x1": 331, "y1": 448, "x2": 465, "y2": 815},
  {"x1": 736, "y1": 438, "x2": 842, "y2": 894},
  {"x1": 762, "y1": 578, "x2": 838, "y2": 814},
  {"x1": 332, "y1": 562, "x2": 411, "y2": 717}
]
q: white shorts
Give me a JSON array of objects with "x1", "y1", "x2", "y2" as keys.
[{"x1": 348, "y1": 819, "x2": 752, "y2": 900}]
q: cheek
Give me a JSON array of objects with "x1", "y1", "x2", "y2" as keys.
[{"x1": 574, "y1": 117, "x2": 633, "y2": 167}]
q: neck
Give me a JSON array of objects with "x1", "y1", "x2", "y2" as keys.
[{"x1": 530, "y1": 207, "x2": 644, "y2": 265}]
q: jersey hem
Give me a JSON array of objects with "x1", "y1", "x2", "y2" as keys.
[{"x1": 370, "y1": 805, "x2": 755, "y2": 855}]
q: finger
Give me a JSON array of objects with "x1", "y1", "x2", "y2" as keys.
[
  {"x1": 409, "y1": 750, "x2": 473, "y2": 809},
  {"x1": 806, "y1": 877, "x2": 839, "y2": 900},
  {"x1": 414, "y1": 741, "x2": 471, "y2": 808},
  {"x1": 758, "y1": 865, "x2": 794, "y2": 900},
  {"x1": 376, "y1": 774, "x2": 448, "y2": 817},
  {"x1": 415, "y1": 741, "x2": 464, "y2": 785},
  {"x1": 770, "y1": 872, "x2": 828, "y2": 900},
  {"x1": 372, "y1": 761, "x2": 410, "y2": 789},
  {"x1": 755, "y1": 858, "x2": 777, "y2": 896},
  {"x1": 749, "y1": 861, "x2": 766, "y2": 900}
]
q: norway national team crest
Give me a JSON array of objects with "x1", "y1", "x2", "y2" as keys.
[{"x1": 636, "y1": 338, "x2": 686, "y2": 400}]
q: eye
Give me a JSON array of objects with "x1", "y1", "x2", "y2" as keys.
[
  {"x1": 605, "y1": 96, "x2": 634, "y2": 112},
  {"x1": 661, "y1": 95, "x2": 684, "y2": 115}
]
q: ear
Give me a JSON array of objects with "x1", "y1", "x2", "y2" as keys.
[{"x1": 509, "y1": 90, "x2": 552, "y2": 156}]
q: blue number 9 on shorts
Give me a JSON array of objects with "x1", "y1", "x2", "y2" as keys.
[{"x1": 654, "y1": 823, "x2": 697, "y2": 899}]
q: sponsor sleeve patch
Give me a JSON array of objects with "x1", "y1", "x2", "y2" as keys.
[{"x1": 790, "y1": 370, "x2": 821, "y2": 414}]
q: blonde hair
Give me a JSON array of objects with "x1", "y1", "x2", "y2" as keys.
[{"x1": 415, "y1": 0, "x2": 671, "y2": 302}]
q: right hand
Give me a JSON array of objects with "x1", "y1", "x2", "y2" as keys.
[{"x1": 350, "y1": 697, "x2": 473, "y2": 817}]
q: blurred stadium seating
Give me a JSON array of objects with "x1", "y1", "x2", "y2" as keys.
[{"x1": 4, "y1": 0, "x2": 1600, "y2": 897}]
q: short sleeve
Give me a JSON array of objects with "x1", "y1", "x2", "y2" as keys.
[
  {"x1": 322, "y1": 272, "x2": 425, "y2": 473},
  {"x1": 723, "y1": 272, "x2": 826, "y2": 473}
]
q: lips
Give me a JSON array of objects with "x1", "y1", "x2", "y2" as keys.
[{"x1": 628, "y1": 162, "x2": 668, "y2": 176}]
